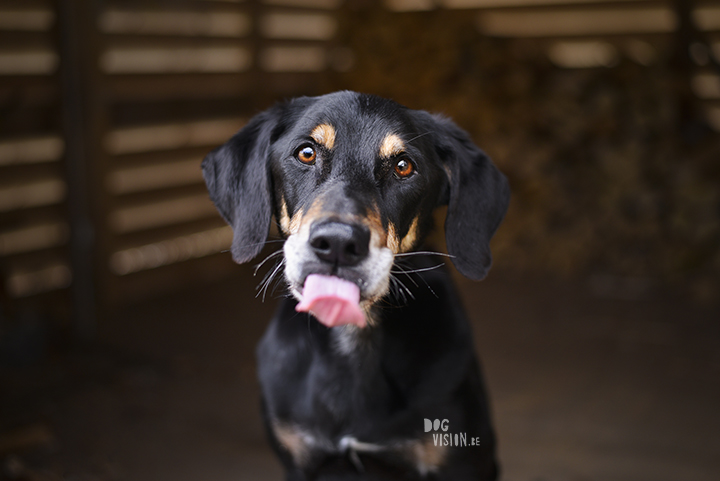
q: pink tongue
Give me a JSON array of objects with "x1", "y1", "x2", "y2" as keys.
[{"x1": 295, "y1": 274, "x2": 366, "y2": 328}]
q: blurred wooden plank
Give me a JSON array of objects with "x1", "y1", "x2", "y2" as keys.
[
  {"x1": 441, "y1": 0, "x2": 660, "y2": 10},
  {"x1": 108, "y1": 191, "x2": 218, "y2": 233},
  {"x1": 107, "y1": 157, "x2": 204, "y2": 195},
  {"x1": 109, "y1": 225, "x2": 233, "y2": 275},
  {"x1": 104, "y1": 117, "x2": 245, "y2": 155},
  {"x1": 112, "y1": 217, "x2": 228, "y2": 251},
  {"x1": 100, "y1": 45, "x2": 252, "y2": 74},
  {"x1": 476, "y1": 5, "x2": 676, "y2": 37},
  {"x1": 98, "y1": 9, "x2": 251, "y2": 38}
]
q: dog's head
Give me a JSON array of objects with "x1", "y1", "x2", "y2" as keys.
[{"x1": 202, "y1": 91, "x2": 509, "y2": 325}]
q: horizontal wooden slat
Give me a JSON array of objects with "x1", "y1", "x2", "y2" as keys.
[
  {"x1": 5, "y1": 259, "x2": 71, "y2": 298},
  {"x1": 476, "y1": 6, "x2": 676, "y2": 37},
  {"x1": 261, "y1": 45, "x2": 328, "y2": 71},
  {"x1": 0, "y1": 135, "x2": 63, "y2": 166},
  {"x1": 108, "y1": 192, "x2": 218, "y2": 233},
  {"x1": 112, "y1": 217, "x2": 228, "y2": 251},
  {"x1": 105, "y1": 0, "x2": 248, "y2": 8},
  {"x1": 0, "y1": 7, "x2": 54, "y2": 31},
  {"x1": 0, "y1": 221, "x2": 68, "y2": 256},
  {"x1": 693, "y1": 73, "x2": 720, "y2": 100},
  {"x1": 0, "y1": 49, "x2": 59, "y2": 75},
  {"x1": 262, "y1": 0, "x2": 342, "y2": 9},
  {"x1": 440, "y1": 0, "x2": 657, "y2": 9},
  {"x1": 104, "y1": 117, "x2": 244, "y2": 155},
  {"x1": 98, "y1": 9, "x2": 251, "y2": 37},
  {"x1": 100, "y1": 46, "x2": 252, "y2": 74},
  {"x1": 0, "y1": 177, "x2": 65, "y2": 213},
  {"x1": 260, "y1": 12, "x2": 337, "y2": 40},
  {"x1": 107, "y1": 157, "x2": 204, "y2": 194},
  {"x1": 109, "y1": 224, "x2": 233, "y2": 275},
  {"x1": 694, "y1": 5, "x2": 720, "y2": 32}
]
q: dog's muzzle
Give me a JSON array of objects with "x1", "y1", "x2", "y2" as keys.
[{"x1": 284, "y1": 217, "x2": 395, "y2": 327}]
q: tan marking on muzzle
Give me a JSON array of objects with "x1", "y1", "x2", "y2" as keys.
[
  {"x1": 364, "y1": 207, "x2": 388, "y2": 249},
  {"x1": 379, "y1": 133, "x2": 405, "y2": 158},
  {"x1": 400, "y1": 215, "x2": 420, "y2": 253},
  {"x1": 279, "y1": 197, "x2": 290, "y2": 233},
  {"x1": 279, "y1": 197, "x2": 304, "y2": 236},
  {"x1": 387, "y1": 222, "x2": 400, "y2": 253},
  {"x1": 311, "y1": 123, "x2": 336, "y2": 150}
]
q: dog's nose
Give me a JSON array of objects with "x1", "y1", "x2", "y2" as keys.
[{"x1": 309, "y1": 221, "x2": 370, "y2": 267}]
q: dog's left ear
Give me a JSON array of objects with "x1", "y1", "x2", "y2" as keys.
[
  {"x1": 202, "y1": 107, "x2": 279, "y2": 264},
  {"x1": 424, "y1": 114, "x2": 510, "y2": 281}
]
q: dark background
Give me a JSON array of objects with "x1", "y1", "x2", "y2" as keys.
[{"x1": 1, "y1": 1, "x2": 719, "y2": 480}]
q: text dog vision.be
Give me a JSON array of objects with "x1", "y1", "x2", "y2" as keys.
[{"x1": 424, "y1": 419, "x2": 482, "y2": 447}]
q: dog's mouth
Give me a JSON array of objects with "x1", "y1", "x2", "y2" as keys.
[
  {"x1": 282, "y1": 216, "x2": 396, "y2": 328},
  {"x1": 295, "y1": 274, "x2": 366, "y2": 328}
]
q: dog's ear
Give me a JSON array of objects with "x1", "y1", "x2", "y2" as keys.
[
  {"x1": 202, "y1": 107, "x2": 280, "y2": 264},
  {"x1": 428, "y1": 114, "x2": 510, "y2": 280}
]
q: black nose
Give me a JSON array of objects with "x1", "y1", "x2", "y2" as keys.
[{"x1": 309, "y1": 221, "x2": 370, "y2": 267}]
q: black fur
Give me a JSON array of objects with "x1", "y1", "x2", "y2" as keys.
[{"x1": 203, "y1": 91, "x2": 510, "y2": 480}]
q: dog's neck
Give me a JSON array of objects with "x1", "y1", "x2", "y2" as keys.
[{"x1": 331, "y1": 308, "x2": 381, "y2": 356}]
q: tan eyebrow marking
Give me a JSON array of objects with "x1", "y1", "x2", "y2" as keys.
[
  {"x1": 379, "y1": 134, "x2": 405, "y2": 158},
  {"x1": 310, "y1": 124, "x2": 336, "y2": 150}
]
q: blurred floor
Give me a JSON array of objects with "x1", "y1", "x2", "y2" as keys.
[{"x1": 1, "y1": 264, "x2": 719, "y2": 481}]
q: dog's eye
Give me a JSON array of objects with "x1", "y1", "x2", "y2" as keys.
[
  {"x1": 394, "y1": 158, "x2": 414, "y2": 178},
  {"x1": 295, "y1": 145, "x2": 316, "y2": 165}
]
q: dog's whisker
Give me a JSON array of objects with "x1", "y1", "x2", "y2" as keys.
[
  {"x1": 391, "y1": 263, "x2": 420, "y2": 288},
  {"x1": 393, "y1": 251, "x2": 455, "y2": 258},
  {"x1": 406, "y1": 131, "x2": 433, "y2": 144},
  {"x1": 390, "y1": 263, "x2": 444, "y2": 275},
  {"x1": 389, "y1": 274, "x2": 414, "y2": 303},
  {"x1": 254, "y1": 249, "x2": 284, "y2": 276},
  {"x1": 256, "y1": 257, "x2": 284, "y2": 300},
  {"x1": 261, "y1": 260, "x2": 285, "y2": 302}
]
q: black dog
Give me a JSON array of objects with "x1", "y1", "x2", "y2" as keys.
[{"x1": 202, "y1": 91, "x2": 509, "y2": 480}]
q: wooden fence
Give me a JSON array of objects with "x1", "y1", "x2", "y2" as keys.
[{"x1": 0, "y1": 0, "x2": 342, "y2": 334}]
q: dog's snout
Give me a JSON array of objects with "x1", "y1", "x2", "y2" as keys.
[{"x1": 309, "y1": 221, "x2": 370, "y2": 267}]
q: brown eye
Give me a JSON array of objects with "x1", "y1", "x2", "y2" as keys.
[
  {"x1": 394, "y1": 157, "x2": 414, "y2": 178},
  {"x1": 296, "y1": 145, "x2": 316, "y2": 165}
]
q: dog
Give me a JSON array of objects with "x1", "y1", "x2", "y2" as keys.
[{"x1": 202, "y1": 91, "x2": 510, "y2": 480}]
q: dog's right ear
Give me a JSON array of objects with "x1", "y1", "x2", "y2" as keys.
[{"x1": 202, "y1": 107, "x2": 279, "y2": 264}]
